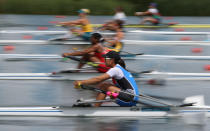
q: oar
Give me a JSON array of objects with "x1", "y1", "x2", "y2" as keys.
[
  {"x1": 78, "y1": 85, "x2": 194, "y2": 108},
  {"x1": 143, "y1": 93, "x2": 184, "y2": 102},
  {"x1": 120, "y1": 52, "x2": 144, "y2": 57},
  {"x1": 102, "y1": 44, "x2": 144, "y2": 57},
  {"x1": 62, "y1": 56, "x2": 100, "y2": 67},
  {"x1": 62, "y1": 56, "x2": 154, "y2": 75},
  {"x1": 52, "y1": 67, "x2": 95, "y2": 74}
]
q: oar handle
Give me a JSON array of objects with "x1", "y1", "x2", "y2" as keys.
[{"x1": 64, "y1": 56, "x2": 81, "y2": 62}]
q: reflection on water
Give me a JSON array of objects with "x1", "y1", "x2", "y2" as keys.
[{"x1": 0, "y1": 117, "x2": 208, "y2": 131}]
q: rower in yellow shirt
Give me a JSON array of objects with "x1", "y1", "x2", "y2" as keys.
[{"x1": 59, "y1": 9, "x2": 93, "y2": 41}]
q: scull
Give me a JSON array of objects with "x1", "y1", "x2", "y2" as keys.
[
  {"x1": 3, "y1": 53, "x2": 210, "y2": 61},
  {"x1": 0, "y1": 40, "x2": 210, "y2": 46},
  {"x1": 2, "y1": 29, "x2": 210, "y2": 35},
  {"x1": 1, "y1": 70, "x2": 210, "y2": 81},
  {"x1": 0, "y1": 95, "x2": 209, "y2": 117}
]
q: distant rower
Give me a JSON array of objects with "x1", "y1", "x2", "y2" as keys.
[
  {"x1": 135, "y1": 3, "x2": 161, "y2": 25},
  {"x1": 59, "y1": 9, "x2": 93, "y2": 41},
  {"x1": 113, "y1": 6, "x2": 127, "y2": 24},
  {"x1": 100, "y1": 20, "x2": 124, "y2": 52}
]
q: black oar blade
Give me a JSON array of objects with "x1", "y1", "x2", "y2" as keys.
[
  {"x1": 65, "y1": 56, "x2": 81, "y2": 62},
  {"x1": 178, "y1": 102, "x2": 195, "y2": 107}
]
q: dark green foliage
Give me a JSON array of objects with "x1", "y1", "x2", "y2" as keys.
[{"x1": 0, "y1": 0, "x2": 209, "y2": 16}]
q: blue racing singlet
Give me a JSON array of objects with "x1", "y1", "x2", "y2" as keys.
[{"x1": 107, "y1": 64, "x2": 139, "y2": 106}]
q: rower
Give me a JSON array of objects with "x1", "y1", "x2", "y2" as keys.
[
  {"x1": 74, "y1": 51, "x2": 139, "y2": 107},
  {"x1": 62, "y1": 33, "x2": 110, "y2": 73},
  {"x1": 135, "y1": 3, "x2": 161, "y2": 25},
  {"x1": 113, "y1": 6, "x2": 127, "y2": 24},
  {"x1": 101, "y1": 20, "x2": 124, "y2": 52},
  {"x1": 59, "y1": 9, "x2": 93, "y2": 41}
]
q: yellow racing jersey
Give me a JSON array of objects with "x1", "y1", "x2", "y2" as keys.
[
  {"x1": 81, "y1": 24, "x2": 93, "y2": 32},
  {"x1": 108, "y1": 42, "x2": 123, "y2": 52}
]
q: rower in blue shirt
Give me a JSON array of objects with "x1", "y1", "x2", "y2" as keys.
[{"x1": 74, "y1": 51, "x2": 139, "y2": 107}]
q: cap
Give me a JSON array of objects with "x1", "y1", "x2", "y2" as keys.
[
  {"x1": 91, "y1": 33, "x2": 104, "y2": 42},
  {"x1": 103, "y1": 51, "x2": 121, "y2": 60},
  {"x1": 78, "y1": 9, "x2": 90, "y2": 14},
  {"x1": 150, "y1": 3, "x2": 157, "y2": 7}
]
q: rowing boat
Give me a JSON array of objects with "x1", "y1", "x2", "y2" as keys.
[
  {"x1": 0, "y1": 40, "x2": 89, "y2": 45},
  {"x1": 97, "y1": 24, "x2": 210, "y2": 28},
  {"x1": 0, "y1": 95, "x2": 209, "y2": 117},
  {"x1": 130, "y1": 30, "x2": 210, "y2": 35},
  {"x1": 0, "y1": 30, "x2": 116, "y2": 35},
  {"x1": 1, "y1": 70, "x2": 210, "y2": 81},
  {"x1": 0, "y1": 105, "x2": 208, "y2": 117},
  {"x1": 3, "y1": 53, "x2": 210, "y2": 61},
  {"x1": 1, "y1": 40, "x2": 210, "y2": 46},
  {"x1": 2, "y1": 29, "x2": 210, "y2": 35}
]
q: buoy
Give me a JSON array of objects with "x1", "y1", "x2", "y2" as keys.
[
  {"x1": 3, "y1": 45, "x2": 15, "y2": 51},
  {"x1": 147, "y1": 79, "x2": 165, "y2": 85},
  {"x1": 37, "y1": 27, "x2": 48, "y2": 30},
  {"x1": 168, "y1": 22, "x2": 179, "y2": 25},
  {"x1": 22, "y1": 35, "x2": 33, "y2": 39},
  {"x1": 55, "y1": 16, "x2": 66, "y2": 18},
  {"x1": 180, "y1": 36, "x2": 192, "y2": 41},
  {"x1": 191, "y1": 48, "x2": 203, "y2": 53},
  {"x1": 48, "y1": 21, "x2": 59, "y2": 24},
  {"x1": 204, "y1": 65, "x2": 210, "y2": 71},
  {"x1": 52, "y1": 72, "x2": 57, "y2": 75},
  {"x1": 164, "y1": 17, "x2": 173, "y2": 20},
  {"x1": 174, "y1": 28, "x2": 184, "y2": 32}
]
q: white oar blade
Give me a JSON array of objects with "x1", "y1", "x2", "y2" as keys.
[{"x1": 183, "y1": 95, "x2": 205, "y2": 107}]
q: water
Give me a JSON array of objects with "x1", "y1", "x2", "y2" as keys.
[{"x1": 0, "y1": 14, "x2": 210, "y2": 130}]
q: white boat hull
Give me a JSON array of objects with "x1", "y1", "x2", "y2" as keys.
[
  {"x1": 0, "y1": 106, "x2": 209, "y2": 117},
  {"x1": 3, "y1": 54, "x2": 210, "y2": 61},
  {"x1": 129, "y1": 30, "x2": 210, "y2": 35},
  {"x1": 1, "y1": 29, "x2": 210, "y2": 35},
  {"x1": 0, "y1": 40, "x2": 210, "y2": 46},
  {"x1": 0, "y1": 71, "x2": 210, "y2": 81}
]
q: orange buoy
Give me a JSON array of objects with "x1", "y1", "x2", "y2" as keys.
[
  {"x1": 3, "y1": 45, "x2": 15, "y2": 51},
  {"x1": 168, "y1": 22, "x2": 179, "y2": 25},
  {"x1": 22, "y1": 35, "x2": 33, "y2": 39},
  {"x1": 164, "y1": 17, "x2": 173, "y2": 20},
  {"x1": 55, "y1": 16, "x2": 66, "y2": 18},
  {"x1": 147, "y1": 79, "x2": 165, "y2": 85},
  {"x1": 48, "y1": 21, "x2": 59, "y2": 24},
  {"x1": 204, "y1": 65, "x2": 210, "y2": 71},
  {"x1": 37, "y1": 27, "x2": 48, "y2": 30},
  {"x1": 180, "y1": 36, "x2": 192, "y2": 41},
  {"x1": 174, "y1": 28, "x2": 184, "y2": 32},
  {"x1": 191, "y1": 48, "x2": 203, "y2": 53}
]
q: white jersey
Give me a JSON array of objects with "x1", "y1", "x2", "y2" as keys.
[
  {"x1": 106, "y1": 64, "x2": 124, "y2": 80},
  {"x1": 113, "y1": 12, "x2": 127, "y2": 21},
  {"x1": 106, "y1": 64, "x2": 139, "y2": 106},
  {"x1": 148, "y1": 8, "x2": 159, "y2": 14}
]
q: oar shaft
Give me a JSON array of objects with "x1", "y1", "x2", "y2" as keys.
[{"x1": 80, "y1": 85, "x2": 174, "y2": 107}]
